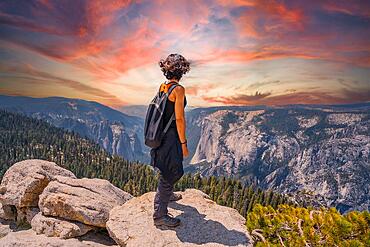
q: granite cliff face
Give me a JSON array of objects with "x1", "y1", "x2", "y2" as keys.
[
  {"x1": 0, "y1": 95, "x2": 149, "y2": 164},
  {"x1": 185, "y1": 105, "x2": 370, "y2": 213}
]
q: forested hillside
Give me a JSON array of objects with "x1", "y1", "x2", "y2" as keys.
[{"x1": 0, "y1": 110, "x2": 289, "y2": 218}]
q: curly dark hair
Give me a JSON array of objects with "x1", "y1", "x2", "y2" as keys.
[{"x1": 159, "y1": 53, "x2": 190, "y2": 81}]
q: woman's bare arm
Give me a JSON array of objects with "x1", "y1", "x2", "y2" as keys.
[{"x1": 174, "y1": 86, "x2": 186, "y2": 143}]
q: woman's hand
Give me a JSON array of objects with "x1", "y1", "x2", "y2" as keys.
[{"x1": 182, "y1": 143, "x2": 189, "y2": 158}]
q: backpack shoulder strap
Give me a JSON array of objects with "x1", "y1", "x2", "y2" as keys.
[
  {"x1": 159, "y1": 81, "x2": 179, "y2": 94},
  {"x1": 167, "y1": 83, "x2": 179, "y2": 95},
  {"x1": 158, "y1": 82, "x2": 164, "y2": 93}
]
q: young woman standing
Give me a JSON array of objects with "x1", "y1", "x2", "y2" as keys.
[{"x1": 151, "y1": 54, "x2": 190, "y2": 227}]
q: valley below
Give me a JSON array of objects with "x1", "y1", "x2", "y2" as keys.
[{"x1": 1, "y1": 95, "x2": 369, "y2": 213}]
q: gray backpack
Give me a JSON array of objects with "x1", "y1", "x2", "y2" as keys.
[{"x1": 144, "y1": 81, "x2": 179, "y2": 149}]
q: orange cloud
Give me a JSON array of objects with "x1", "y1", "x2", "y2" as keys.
[
  {"x1": 185, "y1": 83, "x2": 219, "y2": 96},
  {"x1": 0, "y1": 88, "x2": 24, "y2": 96},
  {"x1": 145, "y1": 0, "x2": 210, "y2": 34},
  {"x1": 260, "y1": 0, "x2": 304, "y2": 24},
  {"x1": 230, "y1": 0, "x2": 305, "y2": 38},
  {"x1": 185, "y1": 86, "x2": 199, "y2": 96},
  {"x1": 74, "y1": 0, "x2": 211, "y2": 80},
  {"x1": 217, "y1": 0, "x2": 255, "y2": 7},
  {"x1": 0, "y1": 0, "x2": 211, "y2": 81},
  {"x1": 0, "y1": 62, "x2": 126, "y2": 106},
  {"x1": 202, "y1": 89, "x2": 370, "y2": 106},
  {"x1": 194, "y1": 40, "x2": 370, "y2": 67},
  {"x1": 197, "y1": 46, "x2": 319, "y2": 65},
  {"x1": 74, "y1": 19, "x2": 165, "y2": 80}
]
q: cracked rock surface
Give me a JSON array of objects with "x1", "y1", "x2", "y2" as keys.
[
  {"x1": 0, "y1": 159, "x2": 76, "y2": 208},
  {"x1": 39, "y1": 175, "x2": 133, "y2": 227}
]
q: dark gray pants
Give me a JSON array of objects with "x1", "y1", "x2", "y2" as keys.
[{"x1": 153, "y1": 173, "x2": 177, "y2": 219}]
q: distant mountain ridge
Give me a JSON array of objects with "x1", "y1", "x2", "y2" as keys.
[
  {"x1": 0, "y1": 95, "x2": 149, "y2": 163},
  {"x1": 119, "y1": 104, "x2": 198, "y2": 118},
  {"x1": 0, "y1": 95, "x2": 198, "y2": 163},
  {"x1": 119, "y1": 105, "x2": 148, "y2": 119}
]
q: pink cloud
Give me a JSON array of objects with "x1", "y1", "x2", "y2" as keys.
[
  {"x1": 322, "y1": 1, "x2": 370, "y2": 17},
  {"x1": 226, "y1": 0, "x2": 305, "y2": 39}
]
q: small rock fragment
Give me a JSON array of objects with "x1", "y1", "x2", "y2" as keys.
[{"x1": 31, "y1": 212, "x2": 94, "y2": 239}]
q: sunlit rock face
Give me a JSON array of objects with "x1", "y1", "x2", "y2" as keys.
[
  {"x1": 0, "y1": 159, "x2": 76, "y2": 208},
  {"x1": 185, "y1": 104, "x2": 370, "y2": 213}
]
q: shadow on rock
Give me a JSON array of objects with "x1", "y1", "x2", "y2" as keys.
[
  {"x1": 156, "y1": 202, "x2": 251, "y2": 246},
  {"x1": 78, "y1": 229, "x2": 118, "y2": 246}
]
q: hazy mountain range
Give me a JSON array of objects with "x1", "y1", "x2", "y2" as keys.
[
  {"x1": 119, "y1": 104, "x2": 198, "y2": 119},
  {"x1": 1, "y1": 95, "x2": 369, "y2": 212},
  {"x1": 0, "y1": 95, "x2": 149, "y2": 163}
]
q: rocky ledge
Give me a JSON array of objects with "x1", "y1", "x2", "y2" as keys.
[
  {"x1": 0, "y1": 159, "x2": 253, "y2": 246},
  {"x1": 107, "y1": 189, "x2": 253, "y2": 247}
]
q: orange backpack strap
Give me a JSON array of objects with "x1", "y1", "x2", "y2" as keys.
[
  {"x1": 158, "y1": 83, "x2": 163, "y2": 93},
  {"x1": 159, "y1": 81, "x2": 178, "y2": 94}
]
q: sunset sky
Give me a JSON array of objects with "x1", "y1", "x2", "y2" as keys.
[{"x1": 0, "y1": 0, "x2": 369, "y2": 108}]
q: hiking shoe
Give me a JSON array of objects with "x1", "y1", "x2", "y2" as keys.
[
  {"x1": 169, "y1": 192, "x2": 182, "y2": 201},
  {"x1": 154, "y1": 214, "x2": 181, "y2": 227}
]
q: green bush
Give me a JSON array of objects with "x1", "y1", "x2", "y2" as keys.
[{"x1": 247, "y1": 204, "x2": 370, "y2": 246}]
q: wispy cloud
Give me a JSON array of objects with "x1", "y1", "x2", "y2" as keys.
[{"x1": 246, "y1": 80, "x2": 282, "y2": 90}]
